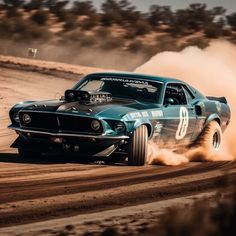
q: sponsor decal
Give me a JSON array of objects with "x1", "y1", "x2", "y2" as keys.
[
  {"x1": 101, "y1": 77, "x2": 149, "y2": 85},
  {"x1": 141, "y1": 111, "x2": 149, "y2": 117},
  {"x1": 129, "y1": 112, "x2": 142, "y2": 119},
  {"x1": 151, "y1": 110, "x2": 163, "y2": 117},
  {"x1": 176, "y1": 107, "x2": 189, "y2": 140},
  {"x1": 129, "y1": 110, "x2": 163, "y2": 119}
]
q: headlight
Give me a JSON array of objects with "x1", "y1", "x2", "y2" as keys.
[
  {"x1": 91, "y1": 120, "x2": 101, "y2": 131},
  {"x1": 13, "y1": 112, "x2": 20, "y2": 123},
  {"x1": 22, "y1": 114, "x2": 31, "y2": 124},
  {"x1": 114, "y1": 121, "x2": 125, "y2": 133}
]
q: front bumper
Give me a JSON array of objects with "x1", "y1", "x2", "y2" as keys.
[
  {"x1": 9, "y1": 126, "x2": 129, "y2": 140},
  {"x1": 9, "y1": 126, "x2": 129, "y2": 156}
]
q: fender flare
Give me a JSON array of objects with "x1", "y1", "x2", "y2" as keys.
[
  {"x1": 133, "y1": 120, "x2": 153, "y2": 138},
  {"x1": 204, "y1": 113, "x2": 221, "y2": 129}
]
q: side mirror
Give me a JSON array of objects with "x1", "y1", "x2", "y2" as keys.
[{"x1": 165, "y1": 97, "x2": 175, "y2": 106}]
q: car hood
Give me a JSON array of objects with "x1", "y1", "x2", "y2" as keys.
[{"x1": 20, "y1": 99, "x2": 159, "y2": 119}]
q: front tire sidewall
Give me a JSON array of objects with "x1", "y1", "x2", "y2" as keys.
[{"x1": 128, "y1": 125, "x2": 148, "y2": 166}]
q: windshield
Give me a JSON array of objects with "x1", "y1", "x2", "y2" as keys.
[{"x1": 74, "y1": 76, "x2": 163, "y2": 103}]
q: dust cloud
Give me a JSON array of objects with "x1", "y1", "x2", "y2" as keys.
[
  {"x1": 0, "y1": 40, "x2": 145, "y2": 71},
  {"x1": 135, "y1": 40, "x2": 236, "y2": 165}
]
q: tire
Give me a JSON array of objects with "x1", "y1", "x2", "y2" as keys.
[
  {"x1": 18, "y1": 148, "x2": 42, "y2": 159},
  {"x1": 128, "y1": 125, "x2": 148, "y2": 166},
  {"x1": 198, "y1": 120, "x2": 222, "y2": 154}
]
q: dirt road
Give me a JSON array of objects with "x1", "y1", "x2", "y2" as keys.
[{"x1": 0, "y1": 66, "x2": 235, "y2": 235}]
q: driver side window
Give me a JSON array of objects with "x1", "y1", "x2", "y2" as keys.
[{"x1": 164, "y1": 84, "x2": 187, "y2": 105}]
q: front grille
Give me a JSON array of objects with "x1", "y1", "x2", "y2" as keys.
[
  {"x1": 19, "y1": 111, "x2": 103, "y2": 134},
  {"x1": 19, "y1": 112, "x2": 58, "y2": 130},
  {"x1": 58, "y1": 114, "x2": 103, "y2": 134}
]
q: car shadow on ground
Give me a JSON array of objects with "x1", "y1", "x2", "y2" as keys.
[{"x1": 0, "y1": 152, "x2": 127, "y2": 166}]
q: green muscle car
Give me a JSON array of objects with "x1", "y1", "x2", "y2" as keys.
[{"x1": 8, "y1": 72, "x2": 231, "y2": 165}]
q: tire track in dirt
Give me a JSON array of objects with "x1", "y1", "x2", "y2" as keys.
[{"x1": 0, "y1": 65, "x2": 235, "y2": 230}]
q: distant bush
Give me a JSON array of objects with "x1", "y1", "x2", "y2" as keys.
[
  {"x1": 63, "y1": 14, "x2": 78, "y2": 31},
  {"x1": 6, "y1": 6, "x2": 22, "y2": 17},
  {"x1": 156, "y1": 35, "x2": 180, "y2": 52},
  {"x1": 95, "y1": 27, "x2": 110, "y2": 38},
  {"x1": 100, "y1": 36, "x2": 125, "y2": 50},
  {"x1": 100, "y1": 12, "x2": 119, "y2": 27},
  {"x1": 227, "y1": 13, "x2": 236, "y2": 31},
  {"x1": 185, "y1": 37, "x2": 209, "y2": 49},
  {"x1": 133, "y1": 20, "x2": 152, "y2": 36},
  {"x1": 79, "y1": 35, "x2": 97, "y2": 47},
  {"x1": 23, "y1": 24, "x2": 52, "y2": 41},
  {"x1": 72, "y1": 1, "x2": 97, "y2": 17},
  {"x1": 0, "y1": 15, "x2": 27, "y2": 37},
  {"x1": 204, "y1": 23, "x2": 224, "y2": 38},
  {"x1": 30, "y1": 10, "x2": 49, "y2": 26},
  {"x1": 79, "y1": 17, "x2": 98, "y2": 30},
  {"x1": 127, "y1": 40, "x2": 144, "y2": 53}
]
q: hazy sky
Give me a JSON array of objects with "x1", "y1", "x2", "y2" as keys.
[{"x1": 89, "y1": 0, "x2": 236, "y2": 13}]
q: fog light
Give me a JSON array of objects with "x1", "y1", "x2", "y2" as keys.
[{"x1": 91, "y1": 120, "x2": 101, "y2": 131}]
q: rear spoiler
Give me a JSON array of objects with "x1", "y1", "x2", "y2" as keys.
[{"x1": 206, "y1": 96, "x2": 227, "y2": 104}]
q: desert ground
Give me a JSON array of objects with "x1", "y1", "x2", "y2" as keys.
[{"x1": 0, "y1": 58, "x2": 235, "y2": 235}]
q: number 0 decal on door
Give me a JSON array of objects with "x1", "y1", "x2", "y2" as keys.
[{"x1": 176, "y1": 107, "x2": 189, "y2": 140}]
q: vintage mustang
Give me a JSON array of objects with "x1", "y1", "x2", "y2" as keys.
[{"x1": 8, "y1": 72, "x2": 231, "y2": 165}]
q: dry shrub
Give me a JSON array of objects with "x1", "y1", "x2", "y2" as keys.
[
  {"x1": 79, "y1": 17, "x2": 98, "y2": 30},
  {"x1": 204, "y1": 23, "x2": 224, "y2": 38},
  {"x1": 95, "y1": 27, "x2": 110, "y2": 38},
  {"x1": 156, "y1": 35, "x2": 180, "y2": 52},
  {"x1": 30, "y1": 9, "x2": 49, "y2": 26},
  {"x1": 79, "y1": 35, "x2": 97, "y2": 47},
  {"x1": 100, "y1": 36, "x2": 125, "y2": 50},
  {"x1": 127, "y1": 40, "x2": 145, "y2": 53},
  {"x1": 184, "y1": 37, "x2": 210, "y2": 49}
]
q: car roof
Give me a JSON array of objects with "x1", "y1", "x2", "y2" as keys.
[{"x1": 87, "y1": 72, "x2": 185, "y2": 84}]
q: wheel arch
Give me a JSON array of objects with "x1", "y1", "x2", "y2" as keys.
[
  {"x1": 133, "y1": 121, "x2": 153, "y2": 138},
  {"x1": 204, "y1": 114, "x2": 221, "y2": 128}
]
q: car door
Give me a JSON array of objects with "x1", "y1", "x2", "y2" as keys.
[{"x1": 161, "y1": 83, "x2": 196, "y2": 147}]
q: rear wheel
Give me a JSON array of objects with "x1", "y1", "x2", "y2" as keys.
[
  {"x1": 18, "y1": 148, "x2": 42, "y2": 159},
  {"x1": 128, "y1": 125, "x2": 148, "y2": 166},
  {"x1": 199, "y1": 120, "x2": 222, "y2": 154}
]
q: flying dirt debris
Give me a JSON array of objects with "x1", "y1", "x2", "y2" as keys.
[{"x1": 136, "y1": 40, "x2": 236, "y2": 165}]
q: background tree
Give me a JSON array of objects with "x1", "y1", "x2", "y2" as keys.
[
  {"x1": 3, "y1": 0, "x2": 24, "y2": 7},
  {"x1": 148, "y1": 5, "x2": 174, "y2": 27},
  {"x1": 72, "y1": 1, "x2": 96, "y2": 17},
  {"x1": 24, "y1": 0, "x2": 44, "y2": 10},
  {"x1": 30, "y1": 9, "x2": 48, "y2": 25},
  {"x1": 170, "y1": 3, "x2": 213, "y2": 35},
  {"x1": 101, "y1": 0, "x2": 141, "y2": 26},
  {"x1": 227, "y1": 13, "x2": 236, "y2": 31}
]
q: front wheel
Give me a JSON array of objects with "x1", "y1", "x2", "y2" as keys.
[
  {"x1": 128, "y1": 125, "x2": 148, "y2": 166},
  {"x1": 18, "y1": 148, "x2": 42, "y2": 159}
]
